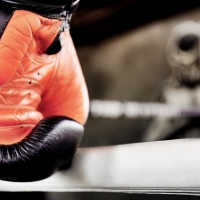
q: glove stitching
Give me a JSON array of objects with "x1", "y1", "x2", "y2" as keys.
[{"x1": 0, "y1": 124, "x2": 34, "y2": 130}]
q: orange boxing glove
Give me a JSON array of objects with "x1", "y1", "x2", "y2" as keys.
[{"x1": 0, "y1": 0, "x2": 89, "y2": 181}]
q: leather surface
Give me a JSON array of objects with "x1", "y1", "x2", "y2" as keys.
[
  {"x1": 0, "y1": 10, "x2": 89, "y2": 145},
  {"x1": 0, "y1": 0, "x2": 88, "y2": 182},
  {"x1": 0, "y1": 116, "x2": 84, "y2": 182}
]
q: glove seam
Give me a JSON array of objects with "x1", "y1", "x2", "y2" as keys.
[{"x1": 0, "y1": 124, "x2": 35, "y2": 130}]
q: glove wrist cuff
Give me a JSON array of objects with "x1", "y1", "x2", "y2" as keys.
[{"x1": 1, "y1": 0, "x2": 80, "y2": 30}]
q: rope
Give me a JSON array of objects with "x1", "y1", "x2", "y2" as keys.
[{"x1": 89, "y1": 100, "x2": 200, "y2": 119}]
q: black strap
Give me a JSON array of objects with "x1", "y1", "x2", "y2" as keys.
[
  {"x1": 2, "y1": 0, "x2": 67, "y2": 19},
  {"x1": 0, "y1": 0, "x2": 80, "y2": 31}
]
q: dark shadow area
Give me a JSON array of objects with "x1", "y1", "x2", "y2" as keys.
[
  {"x1": 71, "y1": 0, "x2": 200, "y2": 46},
  {"x1": 46, "y1": 192, "x2": 200, "y2": 200},
  {"x1": 0, "y1": 192, "x2": 45, "y2": 199},
  {"x1": 1, "y1": 192, "x2": 200, "y2": 200}
]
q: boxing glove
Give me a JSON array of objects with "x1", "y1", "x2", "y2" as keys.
[{"x1": 0, "y1": 0, "x2": 89, "y2": 181}]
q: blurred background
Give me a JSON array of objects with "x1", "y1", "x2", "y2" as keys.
[
  {"x1": 49, "y1": 0, "x2": 200, "y2": 199},
  {"x1": 6, "y1": 0, "x2": 200, "y2": 199},
  {"x1": 72, "y1": 0, "x2": 200, "y2": 147}
]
